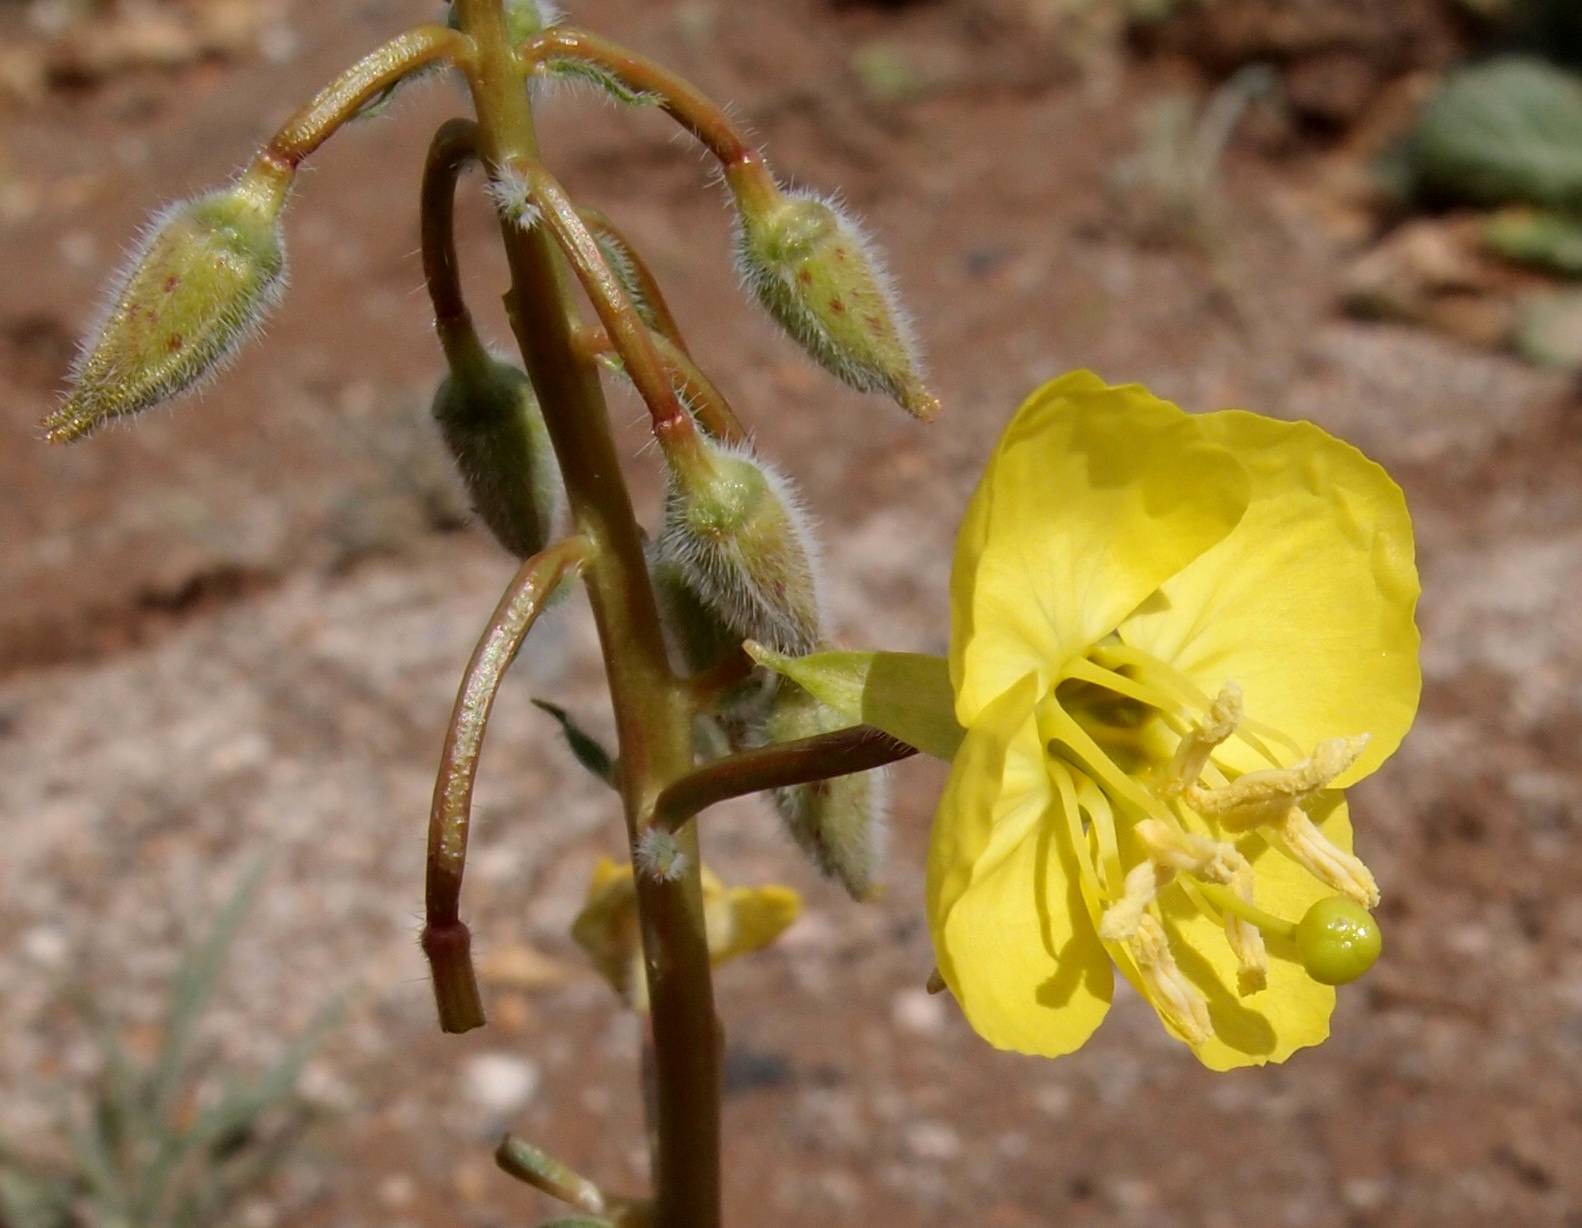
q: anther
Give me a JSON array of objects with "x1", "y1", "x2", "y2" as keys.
[
  {"x1": 1131, "y1": 915, "x2": 1211, "y2": 1046},
  {"x1": 1162, "y1": 681, "x2": 1243, "y2": 795},
  {"x1": 1278, "y1": 808, "x2": 1381, "y2": 908},
  {"x1": 1132, "y1": 819, "x2": 1267, "y2": 995},
  {"x1": 1184, "y1": 734, "x2": 1370, "y2": 830},
  {"x1": 1225, "y1": 866, "x2": 1267, "y2": 995},
  {"x1": 1098, "y1": 861, "x2": 1159, "y2": 942}
]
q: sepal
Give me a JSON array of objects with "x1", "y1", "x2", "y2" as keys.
[{"x1": 745, "y1": 643, "x2": 962, "y2": 760}]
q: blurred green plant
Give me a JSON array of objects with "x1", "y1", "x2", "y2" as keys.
[
  {"x1": 1484, "y1": 207, "x2": 1582, "y2": 274},
  {"x1": 1109, "y1": 64, "x2": 1275, "y2": 248},
  {"x1": 0, "y1": 865, "x2": 338, "y2": 1228},
  {"x1": 1405, "y1": 56, "x2": 1582, "y2": 209}
]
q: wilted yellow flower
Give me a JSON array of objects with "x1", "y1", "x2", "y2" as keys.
[
  {"x1": 932, "y1": 372, "x2": 1420, "y2": 1069},
  {"x1": 571, "y1": 857, "x2": 800, "y2": 1010}
]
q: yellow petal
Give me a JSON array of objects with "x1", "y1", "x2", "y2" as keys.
[
  {"x1": 951, "y1": 373, "x2": 1249, "y2": 726},
  {"x1": 927, "y1": 676, "x2": 1113, "y2": 1056},
  {"x1": 574, "y1": 859, "x2": 800, "y2": 1005},
  {"x1": 570, "y1": 857, "x2": 642, "y2": 997},
  {"x1": 1151, "y1": 796, "x2": 1353, "y2": 1070},
  {"x1": 1119, "y1": 411, "x2": 1420, "y2": 786},
  {"x1": 713, "y1": 885, "x2": 802, "y2": 964}
]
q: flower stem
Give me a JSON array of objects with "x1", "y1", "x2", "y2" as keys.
[
  {"x1": 508, "y1": 155, "x2": 693, "y2": 435},
  {"x1": 452, "y1": 3, "x2": 722, "y2": 1223},
  {"x1": 573, "y1": 324, "x2": 748, "y2": 446},
  {"x1": 520, "y1": 27, "x2": 751, "y2": 165},
  {"x1": 495, "y1": 1133, "x2": 608, "y2": 1215},
  {"x1": 420, "y1": 117, "x2": 482, "y2": 363},
  {"x1": 651, "y1": 726, "x2": 917, "y2": 836},
  {"x1": 424, "y1": 537, "x2": 588, "y2": 1033},
  {"x1": 264, "y1": 26, "x2": 473, "y2": 169},
  {"x1": 577, "y1": 206, "x2": 692, "y2": 355}
]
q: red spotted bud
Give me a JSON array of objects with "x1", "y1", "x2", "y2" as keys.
[
  {"x1": 656, "y1": 422, "x2": 822, "y2": 656},
  {"x1": 762, "y1": 681, "x2": 889, "y2": 901},
  {"x1": 432, "y1": 343, "x2": 562, "y2": 560},
  {"x1": 43, "y1": 162, "x2": 291, "y2": 444},
  {"x1": 728, "y1": 167, "x2": 938, "y2": 421}
]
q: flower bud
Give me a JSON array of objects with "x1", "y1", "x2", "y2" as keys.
[
  {"x1": 447, "y1": 0, "x2": 563, "y2": 43},
  {"x1": 649, "y1": 550, "x2": 736, "y2": 672},
  {"x1": 729, "y1": 172, "x2": 938, "y2": 421},
  {"x1": 656, "y1": 427, "x2": 821, "y2": 656},
  {"x1": 44, "y1": 165, "x2": 291, "y2": 443},
  {"x1": 762, "y1": 681, "x2": 889, "y2": 901},
  {"x1": 1294, "y1": 896, "x2": 1382, "y2": 986},
  {"x1": 432, "y1": 349, "x2": 563, "y2": 559}
]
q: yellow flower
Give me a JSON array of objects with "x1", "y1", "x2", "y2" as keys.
[
  {"x1": 571, "y1": 857, "x2": 801, "y2": 1010},
  {"x1": 933, "y1": 372, "x2": 1420, "y2": 1069}
]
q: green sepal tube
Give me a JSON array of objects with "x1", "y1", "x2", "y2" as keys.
[
  {"x1": 432, "y1": 333, "x2": 563, "y2": 560},
  {"x1": 760, "y1": 680, "x2": 889, "y2": 901},
  {"x1": 44, "y1": 160, "x2": 292, "y2": 443}
]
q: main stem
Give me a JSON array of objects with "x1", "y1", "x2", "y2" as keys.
[{"x1": 451, "y1": 3, "x2": 722, "y2": 1223}]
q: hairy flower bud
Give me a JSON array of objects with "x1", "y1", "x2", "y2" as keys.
[
  {"x1": 657, "y1": 427, "x2": 821, "y2": 656},
  {"x1": 447, "y1": 0, "x2": 562, "y2": 43},
  {"x1": 762, "y1": 681, "x2": 889, "y2": 901},
  {"x1": 651, "y1": 552, "x2": 740, "y2": 675},
  {"x1": 432, "y1": 348, "x2": 562, "y2": 559},
  {"x1": 729, "y1": 171, "x2": 938, "y2": 421},
  {"x1": 44, "y1": 164, "x2": 291, "y2": 443}
]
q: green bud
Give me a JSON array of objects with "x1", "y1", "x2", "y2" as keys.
[
  {"x1": 1294, "y1": 896, "x2": 1382, "y2": 986},
  {"x1": 651, "y1": 551, "x2": 740, "y2": 675},
  {"x1": 447, "y1": 0, "x2": 562, "y2": 42},
  {"x1": 432, "y1": 351, "x2": 562, "y2": 559},
  {"x1": 763, "y1": 682, "x2": 888, "y2": 901},
  {"x1": 43, "y1": 165, "x2": 290, "y2": 443},
  {"x1": 729, "y1": 173, "x2": 938, "y2": 421},
  {"x1": 657, "y1": 429, "x2": 821, "y2": 656}
]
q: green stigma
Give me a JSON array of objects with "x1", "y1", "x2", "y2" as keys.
[{"x1": 1294, "y1": 897, "x2": 1382, "y2": 985}]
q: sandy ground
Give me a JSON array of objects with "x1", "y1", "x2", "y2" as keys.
[{"x1": 2, "y1": 1, "x2": 1581, "y2": 1225}]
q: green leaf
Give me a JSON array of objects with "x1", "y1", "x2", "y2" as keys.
[
  {"x1": 744, "y1": 644, "x2": 962, "y2": 761},
  {"x1": 1484, "y1": 208, "x2": 1582, "y2": 274},
  {"x1": 1407, "y1": 56, "x2": 1582, "y2": 209},
  {"x1": 532, "y1": 699, "x2": 618, "y2": 787},
  {"x1": 152, "y1": 860, "x2": 268, "y2": 1120}
]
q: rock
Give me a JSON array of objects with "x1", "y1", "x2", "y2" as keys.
[{"x1": 461, "y1": 1052, "x2": 541, "y2": 1117}]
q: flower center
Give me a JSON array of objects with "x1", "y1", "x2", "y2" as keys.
[{"x1": 1035, "y1": 639, "x2": 1383, "y2": 1042}]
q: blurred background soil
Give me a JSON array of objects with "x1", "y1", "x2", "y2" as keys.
[{"x1": 2, "y1": 0, "x2": 1581, "y2": 1224}]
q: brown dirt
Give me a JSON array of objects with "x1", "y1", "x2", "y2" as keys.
[{"x1": 3, "y1": 1, "x2": 1581, "y2": 1226}]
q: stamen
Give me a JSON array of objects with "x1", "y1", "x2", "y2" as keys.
[
  {"x1": 1098, "y1": 861, "x2": 1159, "y2": 942},
  {"x1": 1095, "y1": 641, "x2": 1302, "y2": 763},
  {"x1": 1133, "y1": 818, "x2": 1267, "y2": 996},
  {"x1": 1277, "y1": 808, "x2": 1381, "y2": 908},
  {"x1": 1162, "y1": 682, "x2": 1243, "y2": 795},
  {"x1": 1225, "y1": 865, "x2": 1267, "y2": 995},
  {"x1": 1184, "y1": 734, "x2": 1370, "y2": 831},
  {"x1": 1062, "y1": 657, "x2": 1182, "y2": 717},
  {"x1": 1134, "y1": 818, "x2": 1242, "y2": 884},
  {"x1": 1074, "y1": 772, "x2": 1125, "y2": 897},
  {"x1": 1130, "y1": 914, "x2": 1211, "y2": 1046},
  {"x1": 1048, "y1": 759, "x2": 1109, "y2": 936}
]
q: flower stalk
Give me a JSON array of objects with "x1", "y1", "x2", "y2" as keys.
[{"x1": 450, "y1": 2, "x2": 724, "y2": 1221}]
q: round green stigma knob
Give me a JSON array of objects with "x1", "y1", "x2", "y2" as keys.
[{"x1": 1295, "y1": 897, "x2": 1382, "y2": 985}]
